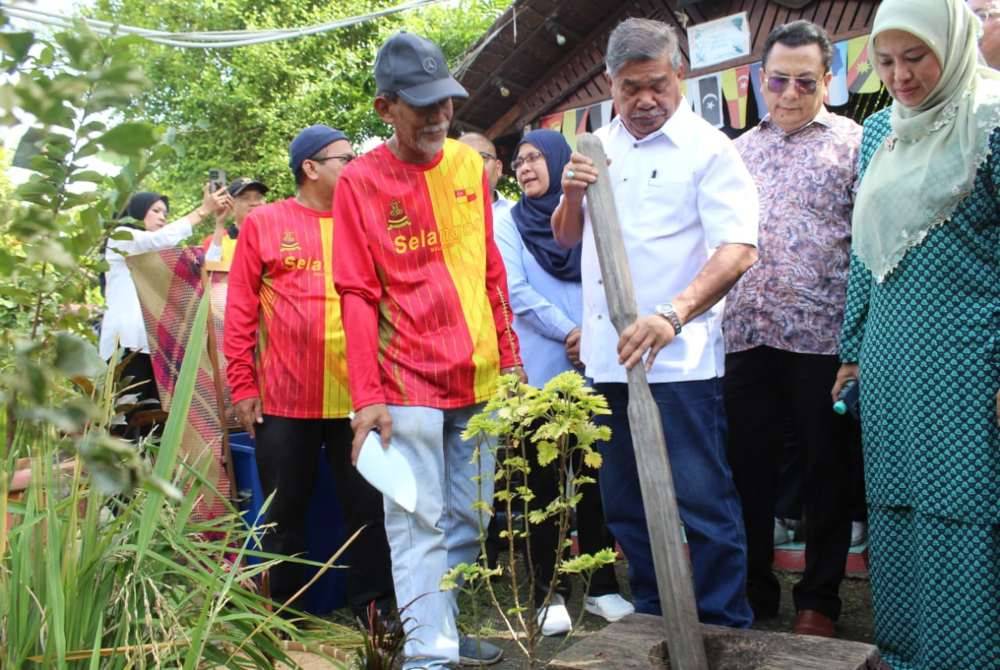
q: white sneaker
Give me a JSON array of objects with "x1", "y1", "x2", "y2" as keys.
[
  {"x1": 583, "y1": 593, "x2": 635, "y2": 622},
  {"x1": 537, "y1": 594, "x2": 572, "y2": 636},
  {"x1": 851, "y1": 521, "x2": 868, "y2": 546}
]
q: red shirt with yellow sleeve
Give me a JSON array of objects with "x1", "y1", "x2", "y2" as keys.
[
  {"x1": 224, "y1": 197, "x2": 351, "y2": 419},
  {"x1": 333, "y1": 139, "x2": 520, "y2": 411}
]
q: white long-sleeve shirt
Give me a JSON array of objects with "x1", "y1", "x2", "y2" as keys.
[
  {"x1": 580, "y1": 104, "x2": 759, "y2": 384},
  {"x1": 98, "y1": 217, "x2": 195, "y2": 359}
]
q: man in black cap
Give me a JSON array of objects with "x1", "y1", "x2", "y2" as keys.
[
  {"x1": 225, "y1": 124, "x2": 394, "y2": 623},
  {"x1": 205, "y1": 177, "x2": 268, "y2": 269},
  {"x1": 333, "y1": 32, "x2": 522, "y2": 668}
]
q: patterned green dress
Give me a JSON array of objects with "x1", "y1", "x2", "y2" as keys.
[{"x1": 840, "y1": 108, "x2": 999, "y2": 669}]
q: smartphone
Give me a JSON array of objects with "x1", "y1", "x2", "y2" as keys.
[
  {"x1": 208, "y1": 168, "x2": 227, "y2": 193},
  {"x1": 833, "y1": 378, "x2": 861, "y2": 420}
]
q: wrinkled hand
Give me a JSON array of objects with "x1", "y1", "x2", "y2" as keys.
[
  {"x1": 564, "y1": 327, "x2": 582, "y2": 369},
  {"x1": 617, "y1": 315, "x2": 675, "y2": 371},
  {"x1": 501, "y1": 365, "x2": 528, "y2": 384},
  {"x1": 351, "y1": 403, "x2": 392, "y2": 466},
  {"x1": 831, "y1": 363, "x2": 860, "y2": 404},
  {"x1": 234, "y1": 397, "x2": 263, "y2": 438},
  {"x1": 562, "y1": 152, "x2": 599, "y2": 202},
  {"x1": 201, "y1": 182, "x2": 233, "y2": 216}
]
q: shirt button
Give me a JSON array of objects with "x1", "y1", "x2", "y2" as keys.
[
  {"x1": 597, "y1": 314, "x2": 603, "y2": 320},
  {"x1": 633, "y1": 143, "x2": 638, "y2": 148},
  {"x1": 597, "y1": 279, "x2": 603, "y2": 285}
]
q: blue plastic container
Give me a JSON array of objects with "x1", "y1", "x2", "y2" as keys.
[{"x1": 229, "y1": 432, "x2": 347, "y2": 615}]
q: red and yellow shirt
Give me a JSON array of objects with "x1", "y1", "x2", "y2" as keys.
[
  {"x1": 333, "y1": 139, "x2": 520, "y2": 410},
  {"x1": 224, "y1": 198, "x2": 351, "y2": 418}
]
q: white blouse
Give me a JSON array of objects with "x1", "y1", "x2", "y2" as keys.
[{"x1": 98, "y1": 216, "x2": 195, "y2": 359}]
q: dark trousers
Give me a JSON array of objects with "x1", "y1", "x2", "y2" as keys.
[
  {"x1": 254, "y1": 415, "x2": 394, "y2": 613},
  {"x1": 116, "y1": 350, "x2": 163, "y2": 440},
  {"x1": 724, "y1": 346, "x2": 860, "y2": 620},
  {"x1": 594, "y1": 379, "x2": 753, "y2": 628},
  {"x1": 526, "y1": 446, "x2": 619, "y2": 602}
]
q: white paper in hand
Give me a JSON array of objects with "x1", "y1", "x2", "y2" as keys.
[{"x1": 356, "y1": 430, "x2": 417, "y2": 513}]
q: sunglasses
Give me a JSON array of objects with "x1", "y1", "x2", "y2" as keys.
[{"x1": 765, "y1": 75, "x2": 819, "y2": 95}]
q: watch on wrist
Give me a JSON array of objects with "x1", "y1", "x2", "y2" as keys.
[{"x1": 654, "y1": 302, "x2": 682, "y2": 335}]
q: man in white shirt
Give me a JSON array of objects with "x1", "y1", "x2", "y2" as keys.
[
  {"x1": 458, "y1": 132, "x2": 514, "y2": 217},
  {"x1": 552, "y1": 17, "x2": 758, "y2": 627}
]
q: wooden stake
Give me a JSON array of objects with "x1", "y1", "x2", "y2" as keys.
[{"x1": 578, "y1": 133, "x2": 708, "y2": 670}]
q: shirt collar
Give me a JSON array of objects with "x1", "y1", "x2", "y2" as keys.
[
  {"x1": 608, "y1": 100, "x2": 696, "y2": 148},
  {"x1": 760, "y1": 105, "x2": 834, "y2": 135}
]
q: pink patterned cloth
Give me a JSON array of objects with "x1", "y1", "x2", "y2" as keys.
[{"x1": 723, "y1": 108, "x2": 862, "y2": 356}]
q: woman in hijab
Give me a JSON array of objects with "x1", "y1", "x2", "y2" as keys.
[
  {"x1": 493, "y1": 129, "x2": 633, "y2": 637},
  {"x1": 101, "y1": 185, "x2": 231, "y2": 427},
  {"x1": 833, "y1": 1, "x2": 999, "y2": 666}
]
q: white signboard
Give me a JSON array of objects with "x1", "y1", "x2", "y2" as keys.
[{"x1": 688, "y1": 12, "x2": 752, "y2": 70}]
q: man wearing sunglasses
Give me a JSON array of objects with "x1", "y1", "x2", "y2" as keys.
[
  {"x1": 224, "y1": 124, "x2": 395, "y2": 624},
  {"x1": 722, "y1": 21, "x2": 863, "y2": 639},
  {"x1": 970, "y1": 0, "x2": 1000, "y2": 67}
]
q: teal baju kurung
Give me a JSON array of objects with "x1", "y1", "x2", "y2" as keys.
[{"x1": 840, "y1": 108, "x2": 999, "y2": 669}]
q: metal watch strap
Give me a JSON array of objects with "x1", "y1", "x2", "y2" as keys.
[{"x1": 655, "y1": 302, "x2": 682, "y2": 335}]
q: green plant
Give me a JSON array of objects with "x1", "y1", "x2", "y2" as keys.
[
  {"x1": 0, "y1": 13, "x2": 362, "y2": 667},
  {"x1": 443, "y1": 371, "x2": 616, "y2": 666}
]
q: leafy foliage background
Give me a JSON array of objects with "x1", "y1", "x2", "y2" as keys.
[{"x1": 89, "y1": 0, "x2": 509, "y2": 211}]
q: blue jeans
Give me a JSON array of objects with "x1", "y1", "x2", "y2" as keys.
[
  {"x1": 593, "y1": 379, "x2": 753, "y2": 628},
  {"x1": 383, "y1": 404, "x2": 495, "y2": 669}
]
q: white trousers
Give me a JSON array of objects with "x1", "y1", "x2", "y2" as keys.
[{"x1": 384, "y1": 404, "x2": 495, "y2": 669}]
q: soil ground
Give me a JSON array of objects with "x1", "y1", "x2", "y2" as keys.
[{"x1": 286, "y1": 556, "x2": 874, "y2": 669}]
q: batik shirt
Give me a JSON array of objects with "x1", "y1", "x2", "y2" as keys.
[
  {"x1": 333, "y1": 139, "x2": 520, "y2": 410},
  {"x1": 724, "y1": 108, "x2": 862, "y2": 355},
  {"x1": 225, "y1": 197, "x2": 351, "y2": 418}
]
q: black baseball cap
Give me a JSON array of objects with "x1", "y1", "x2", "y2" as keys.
[
  {"x1": 228, "y1": 177, "x2": 268, "y2": 197},
  {"x1": 374, "y1": 31, "x2": 468, "y2": 107}
]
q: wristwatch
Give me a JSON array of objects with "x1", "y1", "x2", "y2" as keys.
[{"x1": 654, "y1": 302, "x2": 683, "y2": 335}]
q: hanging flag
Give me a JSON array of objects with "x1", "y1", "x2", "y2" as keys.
[
  {"x1": 561, "y1": 109, "x2": 578, "y2": 149},
  {"x1": 540, "y1": 112, "x2": 563, "y2": 131},
  {"x1": 721, "y1": 64, "x2": 751, "y2": 129},
  {"x1": 847, "y1": 35, "x2": 881, "y2": 94},
  {"x1": 692, "y1": 73, "x2": 724, "y2": 128},
  {"x1": 749, "y1": 61, "x2": 768, "y2": 117},
  {"x1": 601, "y1": 99, "x2": 614, "y2": 127},
  {"x1": 588, "y1": 102, "x2": 605, "y2": 130},
  {"x1": 828, "y1": 40, "x2": 850, "y2": 106}
]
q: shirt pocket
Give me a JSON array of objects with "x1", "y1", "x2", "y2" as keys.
[{"x1": 633, "y1": 177, "x2": 694, "y2": 239}]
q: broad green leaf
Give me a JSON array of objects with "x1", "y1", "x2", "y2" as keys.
[{"x1": 97, "y1": 122, "x2": 160, "y2": 155}]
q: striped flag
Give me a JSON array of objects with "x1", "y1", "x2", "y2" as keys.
[
  {"x1": 847, "y1": 35, "x2": 881, "y2": 94},
  {"x1": 721, "y1": 64, "x2": 751, "y2": 129},
  {"x1": 749, "y1": 62, "x2": 768, "y2": 117},
  {"x1": 539, "y1": 112, "x2": 563, "y2": 131},
  {"x1": 828, "y1": 40, "x2": 851, "y2": 106},
  {"x1": 692, "y1": 73, "x2": 724, "y2": 128}
]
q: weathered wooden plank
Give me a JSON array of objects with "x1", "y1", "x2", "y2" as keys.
[
  {"x1": 578, "y1": 133, "x2": 707, "y2": 670},
  {"x1": 548, "y1": 614, "x2": 888, "y2": 670}
]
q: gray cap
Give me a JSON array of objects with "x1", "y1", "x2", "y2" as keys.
[{"x1": 375, "y1": 31, "x2": 468, "y2": 107}]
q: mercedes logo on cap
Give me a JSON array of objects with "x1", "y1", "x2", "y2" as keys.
[{"x1": 422, "y1": 56, "x2": 438, "y2": 74}]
